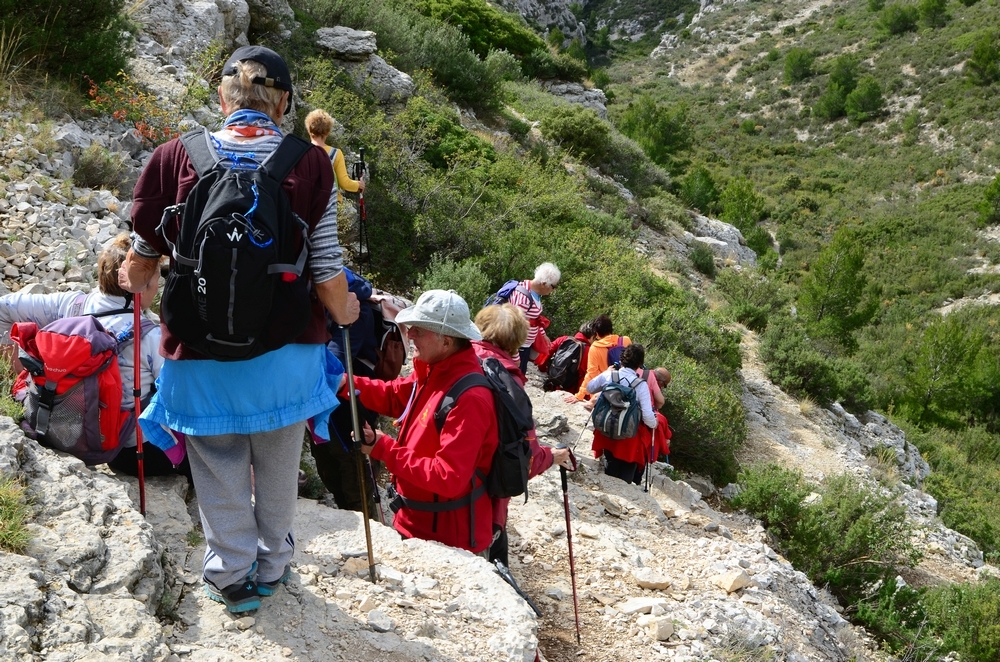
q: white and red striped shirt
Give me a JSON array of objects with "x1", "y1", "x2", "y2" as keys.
[{"x1": 507, "y1": 279, "x2": 542, "y2": 348}]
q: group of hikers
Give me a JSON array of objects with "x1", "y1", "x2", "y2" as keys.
[{"x1": 0, "y1": 46, "x2": 673, "y2": 626}]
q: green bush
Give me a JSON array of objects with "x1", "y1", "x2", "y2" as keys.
[
  {"x1": 978, "y1": 174, "x2": 1000, "y2": 227},
  {"x1": 878, "y1": 4, "x2": 919, "y2": 36},
  {"x1": 522, "y1": 48, "x2": 587, "y2": 82},
  {"x1": 690, "y1": 243, "x2": 716, "y2": 277},
  {"x1": 720, "y1": 176, "x2": 766, "y2": 232},
  {"x1": 784, "y1": 48, "x2": 815, "y2": 84},
  {"x1": 967, "y1": 32, "x2": 1000, "y2": 87},
  {"x1": 715, "y1": 268, "x2": 789, "y2": 332},
  {"x1": 416, "y1": 256, "x2": 492, "y2": 308},
  {"x1": 680, "y1": 165, "x2": 720, "y2": 214},
  {"x1": 0, "y1": 475, "x2": 30, "y2": 553},
  {"x1": 845, "y1": 76, "x2": 885, "y2": 123},
  {"x1": 539, "y1": 105, "x2": 611, "y2": 162},
  {"x1": 613, "y1": 96, "x2": 691, "y2": 174},
  {"x1": 759, "y1": 315, "x2": 839, "y2": 403},
  {"x1": 409, "y1": 0, "x2": 545, "y2": 59},
  {"x1": 923, "y1": 578, "x2": 1000, "y2": 662},
  {"x1": 918, "y1": 0, "x2": 949, "y2": 28},
  {"x1": 868, "y1": 0, "x2": 886, "y2": 11},
  {"x1": 734, "y1": 466, "x2": 918, "y2": 604},
  {"x1": 813, "y1": 84, "x2": 848, "y2": 121},
  {"x1": 0, "y1": 0, "x2": 132, "y2": 82}
]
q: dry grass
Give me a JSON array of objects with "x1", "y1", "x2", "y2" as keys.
[{"x1": 798, "y1": 395, "x2": 818, "y2": 417}]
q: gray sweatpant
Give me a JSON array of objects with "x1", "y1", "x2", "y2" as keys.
[{"x1": 187, "y1": 421, "x2": 304, "y2": 589}]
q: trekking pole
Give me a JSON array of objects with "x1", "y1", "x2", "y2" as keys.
[
  {"x1": 557, "y1": 444, "x2": 582, "y2": 644},
  {"x1": 353, "y1": 148, "x2": 370, "y2": 267},
  {"x1": 341, "y1": 325, "x2": 377, "y2": 584},
  {"x1": 133, "y1": 293, "x2": 146, "y2": 516}
]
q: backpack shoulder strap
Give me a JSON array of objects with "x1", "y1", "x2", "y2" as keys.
[
  {"x1": 435, "y1": 373, "x2": 491, "y2": 432},
  {"x1": 179, "y1": 128, "x2": 219, "y2": 177},
  {"x1": 611, "y1": 369, "x2": 620, "y2": 385},
  {"x1": 264, "y1": 134, "x2": 313, "y2": 183},
  {"x1": 328, "y1": 147, "x2": 338, "y2": 163}
]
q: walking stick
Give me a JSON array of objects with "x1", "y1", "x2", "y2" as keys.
[
  {"x1": 352, "y1": 148, "x2": 370, "y2": 266},
  {"x1": 558, "y1": 444, "x2": 581, "y2": 644},
  {"x1": 341, "y1": 325, "x2": 377, "y2": 584},
  {"x1": 133, "y1": 293, "x2": 146, "y2": 516}
]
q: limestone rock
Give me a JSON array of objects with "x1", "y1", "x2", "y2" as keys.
[
  {"x1": 714, "y1": 570, "x2": 752, "y2": 593},
  {"x1": 632, "y1": 567, "x2": 671, "y2": 590}
]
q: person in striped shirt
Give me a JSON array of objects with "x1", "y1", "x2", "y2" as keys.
[{"x1": 506, "y1": 262, "x2": 560, "y2": 373}]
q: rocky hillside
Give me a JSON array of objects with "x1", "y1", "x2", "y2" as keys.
[{"x1": 1, "y1": 1, "x2": 998, "y2": 661}]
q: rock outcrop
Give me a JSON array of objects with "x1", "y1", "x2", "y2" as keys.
[{"x1": 315, "y1": 27, "x2": 415, "y2": 104}]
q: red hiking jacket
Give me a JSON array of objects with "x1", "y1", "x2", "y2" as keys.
[
  {"x1": 359, "y1": 346, "x2": 498, "y2": 552},
  {"x1": 471, "y1": 340, "x2": 554, "y2": 530}
]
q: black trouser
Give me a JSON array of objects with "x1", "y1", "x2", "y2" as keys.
[
  {"x1": 603, "y1": 448, "x2": 639, "y2": 484},
  {"x1": 489, "y1": 523, "x2": 509, "y2": 566},
  {"x1": 309, "y1": 394, "x2": 378, "y2": 516},
  {"x1": 518, "y1": 346, "x2": 531, "y2": 374},
  {"x1": 108, "y1": 442, "x2": 192, "y2": 480}
]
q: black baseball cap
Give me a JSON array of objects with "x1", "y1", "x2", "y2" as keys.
[{"x1": 221, "y1": 45, "x2": 293, "y2": 94}]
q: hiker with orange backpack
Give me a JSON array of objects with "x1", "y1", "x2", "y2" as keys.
[
  {"x1": 564, "y1": 314, "x2": 632, "y2": 404},
  {"x1": 118, "y1": 46, "x2": 359, "y2": 613}
]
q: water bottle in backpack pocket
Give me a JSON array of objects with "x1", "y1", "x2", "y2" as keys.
[{"x1": 591, "y1": 369, "x2": 643, "y2": 440}]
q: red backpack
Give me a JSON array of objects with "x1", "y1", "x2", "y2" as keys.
[{"x1": 11, "y1": 314, "x2": 151, "y2": 465}]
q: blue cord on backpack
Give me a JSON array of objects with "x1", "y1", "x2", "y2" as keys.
[{"x1": 245, "y1": 182, "x2": 273, "y2": 248}]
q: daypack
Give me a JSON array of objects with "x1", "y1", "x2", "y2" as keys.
[
  {"x1": 591, "y1": 369, "x2": 643, "y2": 440},
  {"x1": 543, "y1": 338, "x2": 585, "y2": 393},
  {"x1": 484, "y1": 279, "x2": 532, "y2": 308},
  {"x1": 11, "y1": 313, "x2": 154, "y2": 465},
  {"x1": 606, "y1": 336, "x2": 626, "y2": 366},
  {"x1": 435, "y1": 356, "x2": 534, "y2": 502},
  {"x1": 158, "y1": 128, "x2": 313, "y2": 361},
  {"x1": 368, "y1": 291, "x2": 410, "y2": 381}
]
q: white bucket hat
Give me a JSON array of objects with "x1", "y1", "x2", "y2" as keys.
[{"x1": 394, "y1": 289, "x2": 482, "y2": 341}]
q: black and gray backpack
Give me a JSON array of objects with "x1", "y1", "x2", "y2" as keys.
[{"x1": 158, "y1": 128, "x2": 313, "y2": 361}]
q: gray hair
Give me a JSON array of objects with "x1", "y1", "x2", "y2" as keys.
[{"x1": 533, "y1": 262, "x2": 561, "y2": 287}]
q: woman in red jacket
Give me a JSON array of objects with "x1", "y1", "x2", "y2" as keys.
[
  {"x1": 471, "y1": 304, "x2": 572, "y2": 564},
  {"x1": 358, "y1": 290, "x2": 498, "y2": 554}
]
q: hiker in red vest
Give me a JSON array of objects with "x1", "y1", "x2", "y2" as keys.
[{"x1": 634, "y1": 366, "x2": 672, "y2": 484}]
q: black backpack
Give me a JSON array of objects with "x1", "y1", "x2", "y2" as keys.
[
  {"x1": 435, "y1": 356, "x2": 534, "y2": 502},
  {"x1": 543, "y1": 338, "x2": 585, "y2": 392},
  {"x1": 158, "y1": 128, "x2": 313, "y2": 361}
]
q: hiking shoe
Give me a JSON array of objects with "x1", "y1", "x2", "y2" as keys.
[
  {"x1": 257, "y1": 565, "x2": 292, "y2": 597},
  {"x1": 204, "y1": 577, "x2": 260, "y2": 613}
]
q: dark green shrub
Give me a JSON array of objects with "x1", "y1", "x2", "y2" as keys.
[
  {"x1": 967, "y1": 32, "x2": 1000, "y2": 87},
  {"x1": 522, "y1": 48, "x2": 587, "y2": 81},
  {"x1": 729, "y1": 463, "x2": 810, "y2": 533},
  {"x1": 958, "y1": 0, "x2": 980, "y2": 5},
  {"x1": 923, "y1": 578, "x2": 1000, "y2": 662},
  {"x1": 715, "y1": 268, "x2": 789, "y2": 332},
  {"x1": 417, "y1": 256, "x2": 492, "y2": 307},
  {"x1": 918, "y1": 0, "x2": 949, "y2": 28},
  {"x1": 0, "y1": 0, "x2": 132, "y2": 82},
  {"x1": 591, "y1": 68, "x2": 611, "y2": 89},
  {"x1": 409, "y1": 0, "x2": 545, "y2": 59},
  {"x1": 854, "y1": 578, "x2": 932, "y2": 653},
  {"x1": 539, "y1": 105, "x2": 611, "y2": 162},
  {"x1": 690, "y1": 243, "x2": 716, "y2": 277},
  {"x1": 878, "y1": 4, "x2": 919, "y2": 35},
  {"x1": 744, "y1": 225, "x2": 774, "y2": 257},
  {"x1": 845, "y1": 76, "x2": 885, "y2": 123},
  {"x1": 978, "y1": 174, "x2": 1000, "y2": 227},
  {"x1": 720, "y1": 176, "x2": 766, "y2": 232},
  {"x1": 680, "y1": 165, "x2": 720, "y2": 214},
  {"x1": 614, "y1": 96, "x2": 692, "y2": 174},
  {"x1": 868, "y1": 0, "x2": 886, "y2": 11},
  {"x1": 813, "y1": 84, "x2": 848, "y2": 120},
  {"x1": 759, "y1": 315, "x2": 838, "y2": 403},
  {"x1": 828, "y1": 55, "x2": 859, "y2": 93},
  {"x1": 739, "y1": 118, "x2": 757, "y2": 134},
  {"x1": 784, "y1": 48, "x2": 815, "y2": 84}
]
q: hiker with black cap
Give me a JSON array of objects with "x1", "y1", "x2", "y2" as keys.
[
  {"x1": 118, "y1": 45, "x2": 359, "y2": 614},
  {"x1": 352, "y1": 290, "x2": 499, "y2": 555}
]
